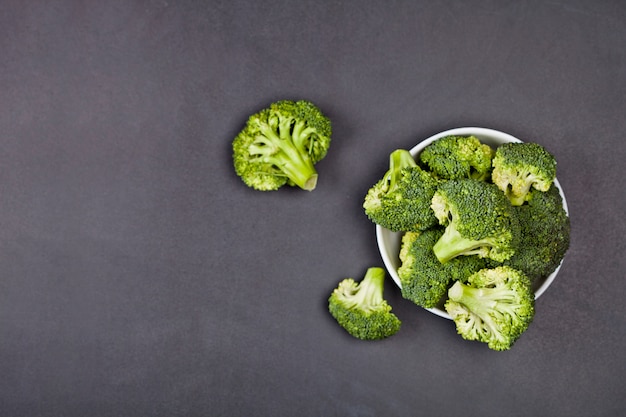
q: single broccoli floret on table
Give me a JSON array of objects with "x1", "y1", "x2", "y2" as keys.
[
  {"x1": 445, "y1": 266, "x2": 535, "y2": 351},
  {"x1": 491, "y1": 142, "x2": 556, "y2": 206},
  {"x1": 398, "y1": 229, "x2": 489, "y2": 308},
  {"x1": 419, "y1": 135, "x2": 494, "y2": 180},
  {"x1": 431, "y1": 178, "x2": 520, "y2": 263},
  {"x1": 504, "y1": 185, "x2": 570, "y2": 284},
  {"x1": 363, "y1": 149, "x2": 440, "y2": 232},
  {"x1": 328, "y1": 267, "x2": 401, "y2": 340},
  {"x1": 232, "y1": 100, "x2": 331, "y2": 191}
]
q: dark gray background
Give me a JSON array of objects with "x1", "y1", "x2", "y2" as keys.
[{"x1": 1, "y1": 1, "x2": 624, "y2": 416}]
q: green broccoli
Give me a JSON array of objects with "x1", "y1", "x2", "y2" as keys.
[
  {"x1": 398, "y1": 229, "x2": 489, "y2": 308},
  {"x1": 232, "y1": 100, "x2": 331, "y2": 191},
  {"x1": 419, "y1": 135, "x2": 494, "y2": 180},
  {"x1": 328, "y1": 267, "x2": 401, "y2": 340},
  {"x1": 431, "y1": 178, "x2": 520, "y2": 263},
  {"x1": 491, "y1": 142, "x2": 556, "y2": 206},
  {"x1": 504, "y1": 185, "x2": 570, "y2": 284},
  {"x1": 363, "y1": 149, "x2": 440, "y2": 232},
  {"x1": 445, "y1": 266, "x2": 535, "y2": 351}
]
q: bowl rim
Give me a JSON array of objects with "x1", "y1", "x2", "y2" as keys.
[{"x1": 376, "y1": 127, "x2": 568, "y2": 320}]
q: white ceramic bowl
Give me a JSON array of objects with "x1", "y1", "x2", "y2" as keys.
[{"x1": 376, "y1": 127, "x2": 569, "y2": 319}]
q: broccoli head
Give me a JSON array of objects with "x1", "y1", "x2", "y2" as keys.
[
  {"x1": 445, "y1": 266, "x2": 535, "y2": 351},
  {"x1": 363, "y1": 149, "x2": 440, "y2": 232},
  {"x1": 232, "y1": 100, "x2": 331, "y2": 191},
  {"x1": 419, "y1": 135, "x2": 494, "y2": 180},
  {"x1": 398, "y1": 229, "x2": 489, "y2": 309},
  {"x1": 491, "y1": 142, "x2": 556, "y2": 205},
  {"x1": 328, "y1": 267, "x2": 401, "y2": 340},
  {"x1": 431, "y1": 179, "x2": 520, "y2": 263},
  {"x1": 504, "y1": 185, "x2": 570, "y2": 284}
]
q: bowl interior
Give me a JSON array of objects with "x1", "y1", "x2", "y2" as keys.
[{"x1": 376, "y1": 127, "x2": 568, "y2": 320}]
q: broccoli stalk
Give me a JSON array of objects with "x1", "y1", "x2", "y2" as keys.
[
  {"x1": 430, "y1": 179, "x2": 519, "y2": 263},
  {"x1": 445, "y1": 266, "x2": 535, "y2": 351},
  {"x1": 328, "y1": 267, "x2": 401, "y2": 340},
  {"x1": 398, "y1": 229, "x2": 488, "y2": 309},
  {"x1": 248, "y1": 114, "x2": 319, "y2": 190},
  {"x1": 432, "y1": 225, "x2": 493, "y2": 262},
  {"x1": 233, "y1": 100, "x2": 331, "y2": 191},
  {"x1": 381, "y1": 149, "x2": 420, "y2": 193}
]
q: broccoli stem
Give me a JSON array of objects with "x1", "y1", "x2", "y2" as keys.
[
  {"x1": 508, "y1": 193, "x2": 526, "y2": 206},
  {"x1": 448, "y1": 281, "x2": 498, "y2": 311},
  {"x1": 354, "y1": 267, "x2": 386, "y2": 313},
  {"x1": 505, "y1": 177, "x2": 533, "y2": 205},
  {"x1": 433, "y1": 225, "x2": 488, "y2": 263},
  {"x1": 250, "y1": 121, "x2": 319, "y2": 191},
  {"x1": 448, "y1": 281, "x2": 503, "y2": 340},
  {"x1": 385, "y1": 150, "x2": 418, "y2": 193},
  {"x1": 448, "y1": 280, "x2": 520, "y2": 321},
  {"x1": 273, "y1": 152, "x2": 317, "y2": 191}
]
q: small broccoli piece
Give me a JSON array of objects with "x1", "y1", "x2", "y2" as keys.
[
  {"x1": 328, "y1": 267, "x2": 401, "y2": 340},
  {"x1": 504, "y1": 185, "x2": 570, "y2": 284},
  {"x1": 363, "y1": 149, "x2": 440, "y2": 232},
  {"x1": 419, "y1": 135, "x2": 494, "y2": 180},
  {"x1": 398, "y1": 229, "x2": 489, "y2": 308},
  {"x1": 232, "y1": 100, "x2": 331, "y2": 191},
  {"x1": 445, "y1": 266, "x2": 535, "y2": 351},
  {"x1": 491, "y1": 142, "x2": 556, "y2": 206},
  {"x1": 431, "y1": 178, "x2": 520, "y2": 263}
]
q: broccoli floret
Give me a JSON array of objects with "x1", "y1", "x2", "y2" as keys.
[
  {"x1": 328, "y1": 267, "x2": 401, "y2": 340},
  {"x1": 398, "y1": 229, "x2": 489, "y2": 308},
  {"x1": 431, "y1": 179, "x2": 520, "y2": 263},
  {"x1": 232, "y1": 100, "x2": 331, "y2": 191},
  {"x1": 419, "y1": 135, "x2": 494, "y2": 180},
  {"x1": 504, "y1": 185, "x2": 570, "y2": 284},
  {"x1": 363, "y1": 149, "x2": 440, "y2": 232},
  {"x1": 445, "y1": 266, "x2": 535, "y2": 351},
  {"x1": 491, "y1": 142, "x2": 556, "y2": 206}
]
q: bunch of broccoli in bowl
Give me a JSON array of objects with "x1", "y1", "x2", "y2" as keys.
[{"x1": 370, "y1": 127, "x2": 570, "y2": 350}]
